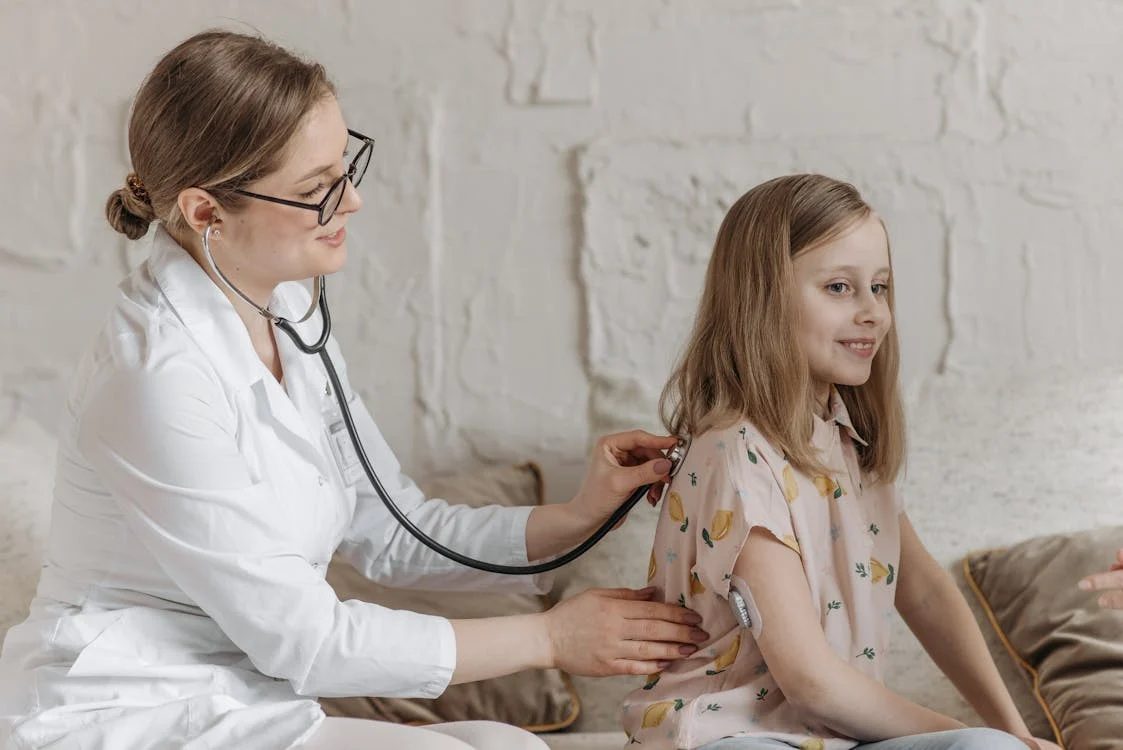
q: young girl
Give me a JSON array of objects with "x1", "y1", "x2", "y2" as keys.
[{"x1": 621, "y1": 175, "x2": 1062, "y2": 750}]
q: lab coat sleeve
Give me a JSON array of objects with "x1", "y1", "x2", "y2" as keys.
[
  {"x1": 78, "y1": 363, "x2": 456, "y2": 699},
  {"x1": 331, "y1": 343, "x2": 552, "y2": 594}
]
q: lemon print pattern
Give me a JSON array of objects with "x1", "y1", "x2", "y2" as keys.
[
  {"x1": 642, "y1": 672, "x2": 661, "y2": 690},
  {"x1": 710, "y1": 510, "x2": 733, "y2": 541},
  {"x1": 706, "y1": 633, "x2": 741, "y2": 675},
  {"x1": 648, "y1": 550, "x2": 656, "y2": 582},
  {"x1": 869, "y1": 557, "x2": 895, "y2": 585},
  {"x1": 641, "y1": 699, "x2": 684, "y2": 728},
  {"x1": 668, "y1": 491, "x2": 689, "y2": 532},
  {"x1": 782, "y1": 465, "x2": 799, "y2": 503},
  {"x1": 800, "y1": 740, "x2": 826, "y2": 750},
  {"x1": 690, "y1": 571, "x2": 706, "y2": 596},
  {"x1": 780, "y1": 534, "x2": 801, "y2": 554},
  {"x1": 813, "y1": 474, "x2": 844, "y2": 499}
]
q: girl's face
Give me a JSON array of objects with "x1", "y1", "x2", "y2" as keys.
[
  {"x1": 792, "y1": 214, "x2": 893, "y2": 408},
  {"x1": 212, "y1": 95, "x2": 363, "y2": 302}
]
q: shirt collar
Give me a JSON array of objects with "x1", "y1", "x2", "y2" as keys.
[
  {"x1": 146, "y1": 226, "x2": 311, "y2": 393},
  {"x1": 814, "y1": 386, "x2": 869, "y2": 447}
]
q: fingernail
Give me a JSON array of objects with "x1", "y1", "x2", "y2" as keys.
[
  {"x1": 691, "y1": 629, "x2": 709, "y2": 642},
  {"x1": 656, "y1": 661, "x2": 671, "y2": 669},
  {"x1": 1079, "y1": 580, "x2": 1092, "y2": 590},
  {"x1": 653, "y1": 459, "x2": 672, "y2": 475},
  {"x1": 683, "y1": 612, "x2": 703, "y2": 625},
  {"x1": 679, "y1": 645, "x2": 697, "y2": 656}
]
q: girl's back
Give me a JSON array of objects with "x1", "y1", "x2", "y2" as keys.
[{"x1": 622, "y1": 401, "x2": 901, "y2": 750}]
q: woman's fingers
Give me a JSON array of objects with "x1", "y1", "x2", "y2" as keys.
[
  {"x1": 1098, "y1": 589, "x2": 1123, "y2": 609},
  {"x1": 623, "y1": 618, "x2": 708, "y2": 647},
  {"x1": 608, "y1": 659, "x2": 673, "y2": 676},
  {"x1": 614, "y1": 638, "x2": 699, "y2": 662},
  {"x1": 1079, "y1": 568, "x2": 1123, "y2": 592}
]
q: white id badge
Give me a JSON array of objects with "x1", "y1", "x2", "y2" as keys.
[{"x1": 327, "y1": 420, "x2": 365, "y2": 486}]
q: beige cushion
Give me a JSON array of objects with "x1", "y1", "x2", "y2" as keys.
[
  {"x1": 964, "y1": 526, "x2": 1123, "y2": 750},
  {"x1": 320, "y1": 462, "x2": 581, "y2": 732}
]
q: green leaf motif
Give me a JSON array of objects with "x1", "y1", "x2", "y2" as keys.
[
  {"x1": 756, "y1": 688, "x2": 769, "y2": 701},
  {"x1": 680, "y1": 517, "x2": 690, "y2": 533},
  {"x1": 827, "y1": 600, "x2": 842, "y2": 611},
  {"x1": 747, "y1": 449, "x2": 758, "y2": 464},
  {"x1": 855, "y1": 563, "x2": 868, "y2": 578},
  {"x1": 833, "y1": 485, "x2": 843, "y2": 499},
  {"x1": 886, "y1": 563, "x2": 896, "y2": 585},
  {"x1": 702, "y1": 528, "x2": 713, "y2": 548},
  {"x1": 677, "y1": 593, "x2": 687, "y2": 607},
  {"x1": 857, "y1": 647, "x2": 876, "y2": 660},
  {"x1": 869, "y1": 523, "x2": 880, "y2": 535}
]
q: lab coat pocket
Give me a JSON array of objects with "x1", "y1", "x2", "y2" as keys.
[{"x1": 67, "y1": 607, "x2": 234, "y2": 678}]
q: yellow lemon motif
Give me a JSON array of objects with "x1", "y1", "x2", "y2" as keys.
[
  {"x1": 782, "y1": 465, "x2": 799, "y2": 503},
  {"x1": 812, "y1": 474, "x2": 837, "y2": 498},
  {"x1": 870, "y1": 557, "x2": 890, "y2": 584},
  {"x1": 710, "y1": 510, "x2": 733, "y2": 542},
  {"x1": 780, "y1": 534, "x2": 801, "y2": 554},
  {"x1": 648, "y1": 550, "x2": 657, "y2": 582},
  {"x1": 668, "y1": 492, "x2": 685, "y2": 523},
  {"x1": 800, "y1": 740, "x2": 826, "y2": 750},
  {"x1": 712, "y1": 633, "x2": 741, "y2": 672},
  {"x1": 689, "y1": 571, "x2": 706, "y2": 596},
  {"x1": 641, "y1": 699, "x2": 683, "y2": 728},
  {"x1": 643, "y1": 671, "x2": 661, "y2": 690}
]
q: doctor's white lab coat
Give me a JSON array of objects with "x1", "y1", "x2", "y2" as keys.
[{"x1": 0, "y1": 228, "x2": 549, "y2": 750}]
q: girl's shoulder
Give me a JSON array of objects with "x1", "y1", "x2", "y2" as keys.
[{"x1": 687, "y1": 421, "x2": 789, "y2": 496}]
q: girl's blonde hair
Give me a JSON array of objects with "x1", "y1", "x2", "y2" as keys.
[{"x1": 660, "y1": 174, "x2": 905, "y2": 482}]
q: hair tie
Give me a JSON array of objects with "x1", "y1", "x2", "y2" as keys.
[{"x1": 126, "y1": 173, "x2": 151, "y2": 206}]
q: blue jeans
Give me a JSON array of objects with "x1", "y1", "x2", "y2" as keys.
[{"x1": 698, "y1": 728, "x2": 1029, "y2": 750}]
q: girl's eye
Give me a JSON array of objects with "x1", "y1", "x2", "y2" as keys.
[
  {"x1": 826, "y1": 282, "x2": 850, "y2": 294},
  {"x1": 299, "y1": 182, "x2": 325, "y2": 200},
  {"x1": 872, "y1": 283, "x2": 890, "y2": 295}
]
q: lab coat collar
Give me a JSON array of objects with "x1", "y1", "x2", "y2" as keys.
[{"x1": 146, "y1": 227, "x2": 328, "y2": 461}]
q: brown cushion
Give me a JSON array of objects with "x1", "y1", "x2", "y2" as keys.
[
  {"x1": 964, "y1": 526, "x2": 1123, "y2": 749},
  {"x1": 319, "y1": 462, "x2": 580, "y2": 732}
]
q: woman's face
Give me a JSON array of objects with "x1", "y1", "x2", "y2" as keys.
[{"x1": 214, "y1": 95, "x2": 362, "y2": 299}]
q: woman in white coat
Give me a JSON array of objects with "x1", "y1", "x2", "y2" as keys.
[{"x1": 0, "y1": 30, "x2": 708, "y2": 750}]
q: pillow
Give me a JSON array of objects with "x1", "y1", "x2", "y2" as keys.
[
  {"x1": 964, "y1": 526, "x2": 1123, "y2": 750},
  {"x1": 0, "y1": 413, "x2": 58, "y2": 638},
  {"x1": 319, "y1": 461, "x2": 580, "y2": 733}
]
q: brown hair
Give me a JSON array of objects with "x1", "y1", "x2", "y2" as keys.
[
  {"x1": 105, "y1": 30, "x2": 335, "y2": 240},
  {"x1": 659, "y1": 174, "x2": 905, "y2": 482}
]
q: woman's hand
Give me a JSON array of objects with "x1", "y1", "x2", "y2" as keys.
[
  {"x1": 541, "y1": 587, "x2": 707, "y2": 676},
  {"x1": 1078, "y1": 547, "x2": 1123, "y2": 608},
  {"x1": 570, "y1": 430, "x2": 678, "y2": 528}
]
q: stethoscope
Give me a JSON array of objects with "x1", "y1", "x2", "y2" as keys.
[{"x1": 202, "y1": 223, "x2": 690, "y2": 575}]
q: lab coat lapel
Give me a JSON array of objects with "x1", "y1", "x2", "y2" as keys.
[{"x1": 146, "y1": 228, "x2": 325, "y2": 462}]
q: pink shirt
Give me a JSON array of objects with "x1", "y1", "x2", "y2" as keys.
[{"x1": 621, "y1": 391, "x2": 903, "y2": 749}]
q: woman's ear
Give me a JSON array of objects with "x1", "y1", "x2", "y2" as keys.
[{"x1": 177, "y1": 187, "x2": 222, "y2": 236}]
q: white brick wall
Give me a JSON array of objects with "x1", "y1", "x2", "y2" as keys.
[{"x1": 3, "y1": 0, "x2": 1122, "y2": 495}]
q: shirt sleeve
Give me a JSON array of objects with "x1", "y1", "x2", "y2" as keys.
[
  {"x1": 693, "y1": 437, "x2": 798, "y2": 599},
  {"x1": 322, "y1": 338, "x2": 551, "y2": 594},
  {"x1": 78, "y1": 363, "x2": 455, "y2": 699}
]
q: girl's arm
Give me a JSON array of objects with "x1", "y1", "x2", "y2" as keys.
[
  {"x1": 894, "y1": 513, "x2": 1031, "y2": 735},
  {"x1": 736, "y1": 528, "x2": 966, "y2": 740}
]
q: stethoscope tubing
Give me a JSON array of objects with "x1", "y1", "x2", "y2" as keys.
[{"x1": 202, "y1": 224, "x2": 675, "y2": 574}]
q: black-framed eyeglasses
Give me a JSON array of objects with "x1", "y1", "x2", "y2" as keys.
[{"x1": 234, "y1": 129, "x2": 374, "y2": 226}]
